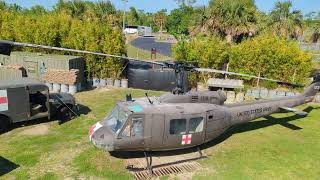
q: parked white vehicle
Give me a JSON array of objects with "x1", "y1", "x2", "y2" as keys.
[
  {"x1": 123, "y1": 26, "x2": 138, "y2": 34},
  {"x1": 138, "y1": 26, "x2": 152, "y2": 37}
]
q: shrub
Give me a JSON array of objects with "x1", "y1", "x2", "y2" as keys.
[
  {"x1": 0, "y1": 9, "x2": 126, "y2": 79},
  {"x1": 229, "y1": 33, "x2": 313, "y2": 85}
]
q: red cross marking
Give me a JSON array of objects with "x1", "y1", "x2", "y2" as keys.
[
  {"x1": 89, "y1": 124, "x2": 96, "y2": 137},
  {"x1": 0, "y1": 97, "x2": 8, "y2": 104},
  {"x1": 181, "y1": 134, "x2": 192, "y2": 145}
]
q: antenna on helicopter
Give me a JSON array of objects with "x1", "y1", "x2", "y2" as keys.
[
  {"x1": 126, "y1": 94, "x2": 133, "y2": 102},
  {"x1": 145, "y1": 93, "x2": 153, "y2": 105}
]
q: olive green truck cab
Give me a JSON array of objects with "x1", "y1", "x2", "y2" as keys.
[{"x1": 0, "y1": 78, "x2": 77, "y2": 132}]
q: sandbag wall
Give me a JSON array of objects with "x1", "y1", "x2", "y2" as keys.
[{"x1": 44, "y1": 69, "x2": 80, "y2": 94}]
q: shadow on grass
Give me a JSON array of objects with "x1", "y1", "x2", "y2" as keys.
[
  {"x1": 201, "y1": 106, "x2": 319, "y2": 150},
  {"x1": 111, "y1": 106, "x2": 319, "y2": 160},
  {"x1": 0, "y1": 156, "x2": 19, "y2": 176}
]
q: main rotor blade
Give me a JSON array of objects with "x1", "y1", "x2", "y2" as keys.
[
  {"x1": 0, "y1": 40, "x2": 164, "y2": 66},
  {"x1": 195, "y1": 68, "x2": 285, "y2": 83}
]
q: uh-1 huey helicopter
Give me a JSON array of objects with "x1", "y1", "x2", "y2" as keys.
[{"x1": 1, "y1": 40, "x2": 319, "y2": 172}]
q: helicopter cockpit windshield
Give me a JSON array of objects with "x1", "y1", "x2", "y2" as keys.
[{"x1": 103, "y1": 105, "x2": 130, "y2": 133}]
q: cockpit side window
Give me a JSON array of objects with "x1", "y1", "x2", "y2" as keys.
[
  {"x1": 121, "y1": 121, "x2": 131, "y2": 137},
  {"x1": 189, "y1": 117, "x2": 204, "y2": 133},
  {"x1": 104, "y1": 106, "x2": 130, "y2": 133},
  {"x1": 131, "y1": 118, "x2": 143, "y2": 137},
  {"x1": 120, "y1": 117, "x2": 143, "y2": 137},
  {"x1": 169, "y1": 119, "x2": 186, "y2": 135}
]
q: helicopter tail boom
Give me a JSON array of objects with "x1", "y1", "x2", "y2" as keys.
[{"x1": 303, "y1": 74, "x2": 320, "y2": 97}]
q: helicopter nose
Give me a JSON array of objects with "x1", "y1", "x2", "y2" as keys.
[
  {"x1": 89, "y1": 122, "x2": 115, "y2": 151},
  {"x1": 89, "y1": 122, "x2": 103, "y2": 141}
]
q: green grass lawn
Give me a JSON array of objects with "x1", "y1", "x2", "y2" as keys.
[{"x1": 0, "y1": 88, "x2": 319, "y2": 179}]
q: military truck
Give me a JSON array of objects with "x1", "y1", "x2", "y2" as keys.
[{"x1": 0, "y1": 78, "x2": 77, "y2": 132}]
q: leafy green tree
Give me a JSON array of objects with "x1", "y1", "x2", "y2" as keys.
[
  {"x1": 0, "y1": 1, "x2": 7, "y2": 10},
  {"x1": 310, "y1": 22, "x2": 320, "y2": 43},
  {"x1": 0, "y1": 0, "x2": 125, "y2": 79},
  {"x1": 173, "y1": 35, "x2": 228, "y2": 82},
  {"x1": 8, "y1": 3, "x2": 22, "y2": 12},
  {"x1": 304, "y1": 11, "x2": 320, "y2": 43},
  {"x1": 127, "y1": 7, "x2": 140, "y2": 25},
  {"x1": 269, "y1": 1, "x2": 303, "y2": 39},
  {"x1": 173, "y1": 35, "x2": 228, "y2": 69},
  {"x1": 154, "y1": 9, "x2": 167, "y2": 32},
  {"x1": 25, "y1": 5, "x2": 47, "y2": 15},
  {"x1": 229, "y1": 33, "x2": 312, "y2": 85},
  {"x1": 202, "y1": 0, "x2": 258, "y2": 44},
  {"x1": 137, "y1": 10, "x2": 153, "y2": 27},
  {"x1": 167, "y1": 5, "x2": 195, "y2": 36}
]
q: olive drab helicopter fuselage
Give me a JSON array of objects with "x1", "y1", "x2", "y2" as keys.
[{"x1": 89, "y1": 77, "x2": 319, "y2": 152}]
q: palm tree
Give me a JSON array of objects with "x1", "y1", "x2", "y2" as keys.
[
  {"x1": 94, "y1": 0, "x2": 116, "y2": 18},
  {"x1": 154, "y1": 10, "x2": 167, "y2": 33},
  {"x1": 198, "y1": 0, "x2": 257, "y2": 44},
  {"x1": 269, "y1": 1, "x2": 303, "y2": 39},
  {"x1": 54, "y1": 0, "x2": 87, "y2": 19},
  {"x1": 310, "y1": 22, "x2": 320, "y2": 43}
]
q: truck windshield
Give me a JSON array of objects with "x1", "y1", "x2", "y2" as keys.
[{"x1": 103, "y1": 106, "x2": 129, "y2": 133}]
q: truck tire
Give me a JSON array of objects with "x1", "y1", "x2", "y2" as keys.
[
  {"x1": 0, "y1": 115, "x2": 10, "y2": 133},
  {"x1": 57, "y1": 106, "x2": 73, "y2": 124}
]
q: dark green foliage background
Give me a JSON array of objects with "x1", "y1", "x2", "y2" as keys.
[{"x1": 0, "y1": 1, "x2": 126, "y2": 79}]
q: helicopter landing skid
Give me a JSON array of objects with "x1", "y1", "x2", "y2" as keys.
[
  {"x1": 144, "y1": 152, "x2": 153, "y2": 175},
  {"x1": 125, "y1": 151, "x2": 207, "y2": 180}
]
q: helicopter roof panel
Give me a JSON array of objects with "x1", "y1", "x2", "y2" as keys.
[{"x1": 118, "y1": 97, "x2": 221, "y2": 115}]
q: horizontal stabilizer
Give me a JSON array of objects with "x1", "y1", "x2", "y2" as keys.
[{"x1": 280, "y1": 107, "x2": 308, "y2": 116}]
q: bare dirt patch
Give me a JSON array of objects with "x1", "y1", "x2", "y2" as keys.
[{"x1": 20, "y1": 124, "x2": 49, "y2": 136}]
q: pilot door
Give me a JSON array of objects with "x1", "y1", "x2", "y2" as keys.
[
  {"x1": 117, "y1": 115, "x2": 145, "y2": 150},
  {"x1": 163, "y1": 113, "x2": 205, "y2": 150}
]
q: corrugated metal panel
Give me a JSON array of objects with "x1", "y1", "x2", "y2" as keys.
[
  {"x1": 42, "y1": 57, "x2": 69, "y2": 70},
  {"x1": 9, "y1": 54, "x2": 23, "y2": 65},
  {"x1": 1, "y1": 52, "x2": 85, "y2": 82},
  {"x1": 0, "y1": 55, "x2": 9, "y2": 65},
  {"x1": 0, "y1": 68, "x2": 23, "y2": 80}
]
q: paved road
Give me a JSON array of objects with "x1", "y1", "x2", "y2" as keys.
[{"x1": 131, "y1": 37, "x2": 173, "y2": 57}]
